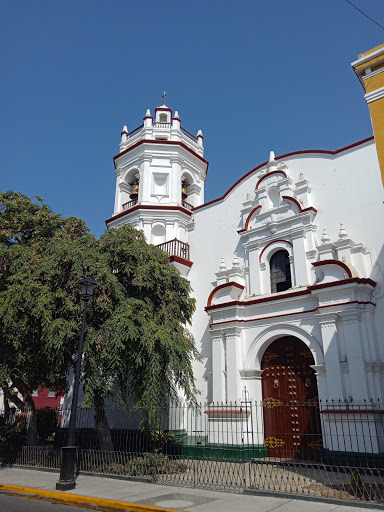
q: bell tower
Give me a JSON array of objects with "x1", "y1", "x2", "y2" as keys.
[{"x1": 106, "y1": 100, "x2": 208, "y2": 274}]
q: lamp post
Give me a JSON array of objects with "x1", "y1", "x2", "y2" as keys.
[{"x1": 56, "y1": 277, "x2": 96, "y2": 491}]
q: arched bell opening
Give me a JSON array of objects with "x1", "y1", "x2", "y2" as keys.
[
  {"x1": 181, "y1": 172, "x2": 194, "y2": 207},
  {"x1": 269, "y1": 249, "x2": 292, "y2": 293},
  {"x1": 261, "y1": 336, "x2": 322, "y2": 460},
  {"x1": 159, "y1": 113, "x2": 168, "y2": 123},
  {"x1": 121, "y1": 168, "x2": 140, "y2": 208}
]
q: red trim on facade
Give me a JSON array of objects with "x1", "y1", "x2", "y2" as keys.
[
  {"x1": 105, "y1": 204, "x2": 193, "y2": 225},
  {"x1": 169, "y1": 255, "x2": 193, "y2": 268},
  {"x1": 255, "y1": 170, "x2": 288, "y2": 190},
  {"x1": 244, "y1": 206, "x2": 262, "y2": 230},
  {"x1": 303, "y1": 206, "x2": 318, "y2": 214},
  {"x1": 308, "y1": 277, "x2": 376, "y2": 290},
  {"x1": 237, "y1": 229, "x2": 246, "y2": 234},
  {"x1": 207, "y1": 282, "x2": 245, "y2": 307},
  {"x1": 312, "y1": 259, "x2": 353, "y2": 279},
  {"x1": 143, "y1": 115, "x2": 153, "y2": 120},
  {"x1": 193, "y1": 136, "x2": 374, "y2": 212},
  {"x1": 208, "y1": 300, "x2": 376, "y2": 327},
  {"x1": 207, "y1": 288, "x2": 310, "y2": 312},
  {"x1": 113, "y1": 140, "x2": 209, "y2": 171},
  {"x1": 259, "y1": 239, "x2": 293, "y2": 263},
  {"x1": 282, "y1": 195, "x2": 318, "y2": 214},
  {"x1": 205, "y1": 278, "x2": 377, "y2": 313},
  {"x1": 282, "y1": 195, "x2": 302, "y2": 210}
]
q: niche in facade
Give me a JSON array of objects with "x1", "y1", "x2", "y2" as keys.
[
  {"x1": 152, "y1": 173, "x2": 169, "y2": 198},
  {"x1": 151, "y1": 224, "x2": 166, "y2": 245}
]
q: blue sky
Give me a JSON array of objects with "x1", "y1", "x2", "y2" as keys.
[{"x1": 1, "y1": 1, "x2": 383, "y2": 237}]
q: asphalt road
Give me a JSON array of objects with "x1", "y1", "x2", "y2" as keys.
[{"x1": 0, "y1": 490, "x2": 131, "y2": 511}]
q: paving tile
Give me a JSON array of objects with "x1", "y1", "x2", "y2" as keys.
[
  {"x1": 273, "y1": 499, "x2": 339, "y2": 511},
  {"x1": 0, "y1": 468, "x2": 382, "y2": 512},
  {"x1": 331, "y1": 506, "x2": 383, "y2": 512}
]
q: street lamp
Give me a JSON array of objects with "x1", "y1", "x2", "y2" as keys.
[{"x1": 56, "y1": 277, "x2": 96, "y2": 491}]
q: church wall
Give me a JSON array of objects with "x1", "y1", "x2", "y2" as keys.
[{"x1": 188, "y1": 139, "x2": 384, "y2": 407}]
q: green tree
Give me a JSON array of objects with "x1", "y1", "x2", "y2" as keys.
[{"x1": 0, "y1": 191, "x2": 199, "y2": 448}]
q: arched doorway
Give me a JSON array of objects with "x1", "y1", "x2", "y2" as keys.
[{"x1": 261, "y1": 336, "x2": 322, "y2": 460}]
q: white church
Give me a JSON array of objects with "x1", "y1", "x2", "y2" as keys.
[
  {"x1": 105, "y1": 80, "x2": 384, "y2": 457},
  {"x1": 107, "y1": 99, "x2": 384, "y2": 400},
  {"x1": 0, "y1": 44, "x2": 383, "y2": 466}
]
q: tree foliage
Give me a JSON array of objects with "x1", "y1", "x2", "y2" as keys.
[{"x1": 0, "y1": 191, "x2": 199, "y2": 444}]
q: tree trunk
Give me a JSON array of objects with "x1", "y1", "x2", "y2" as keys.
[
  {"x1": 24, "y1": 393, "x2": 38, "y2": 446},
  {"x1": 94, "y1": 393, "x2": 114, "y2": 451},
  {"x1": 3, "y1": 388, "x2": 25, "y2": 412},
  {"x1": 2, "y1": 388, "x2": 10, "y2": 421},
  {"x1": 11, "y1": 378, "x2": 38, "y2": 446}
]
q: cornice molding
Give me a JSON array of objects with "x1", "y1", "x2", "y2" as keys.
[
  {"x1": 193, "y1": 137, "x2": 374, "y2": 213},
  {"x1": 106, "y1": 204, "x2": 193, "y2": 225},
  {"x1": 365, "y1": 86, "x2": 384, "y2": 104}
]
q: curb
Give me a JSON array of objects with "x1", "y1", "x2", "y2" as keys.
[
  {"x1": 244, "y1": 489, "x2": 384, "y2": 510},
  {"x1": 0, "y1": 483, "x2": 180, "y2": 512}
]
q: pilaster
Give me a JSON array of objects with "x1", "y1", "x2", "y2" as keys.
[
  {"x1": 211, "y1": 335, "x2": 225, "y2": 402},
  {"x1": 239, "y1": 369, "x2": 263, "y2": 402},
  {"x1": 248, "y1": 247, "x2": 261, "y2": 295},
  {"x1": 225, "y1": 333, "x2": 241, "y2": 402},
  {"x1": 140, "y1": 156, "x2": 152, "y2": 203},
  {"x1": 339, "y1": 311, "x2": 368, "y2": 401},
  {"x1": 291, "y1": 232, "x2": 309, "y2": 286},
  {"x1": 310, "y1": 364, "x2": 328, "y2": 403},
  {"x1": 317, "y1": 313, "x2": 344, "y2": 400}
]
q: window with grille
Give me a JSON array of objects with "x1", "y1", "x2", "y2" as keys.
[{"x1": 270, "y1": 250, "x2": 292, "y2": 293}]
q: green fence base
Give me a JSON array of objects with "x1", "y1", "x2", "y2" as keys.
[{"x1": 169, "y1": 433, "x2": 267, "y2": 460}]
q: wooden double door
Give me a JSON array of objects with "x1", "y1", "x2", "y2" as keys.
[{"x1": 261, "y1": 336, "x2": 322, "y2": 460}]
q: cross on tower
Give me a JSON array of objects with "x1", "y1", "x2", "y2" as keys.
[{"x1": 162, "y1": 91, "x2": 167, "y2": 106}]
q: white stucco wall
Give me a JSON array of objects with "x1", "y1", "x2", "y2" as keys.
[{"x1": 187, "y1": 139, "x2": 384, "y2": 405}]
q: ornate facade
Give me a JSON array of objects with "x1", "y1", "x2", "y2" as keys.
[{"x1": 106, "y1": 47, "x2": 384, "y2": 457}]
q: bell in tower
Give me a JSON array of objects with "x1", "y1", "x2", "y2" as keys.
[
  {"x1": 130, "y1": 182, "x2": 139, "y2": 200},
  {"x1": 181, "y1": 180, "x2": 188, "y2": 201}
]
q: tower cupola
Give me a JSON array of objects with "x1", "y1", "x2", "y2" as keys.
[{"x1": 106, "y1": 97, "x2": 208, "y2": 271}]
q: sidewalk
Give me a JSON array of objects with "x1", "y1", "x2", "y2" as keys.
[{"x1": 0, "y1": 466, "x2": 382, "y2": 512}]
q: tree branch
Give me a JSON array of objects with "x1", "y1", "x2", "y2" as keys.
[{"x1": 3, "y1": 388, "x2": 25, "y2": 411}]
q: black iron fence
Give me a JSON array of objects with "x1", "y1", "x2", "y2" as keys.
[{"x1": 1, "y1": 400, "x2": 383, "y2": 503}]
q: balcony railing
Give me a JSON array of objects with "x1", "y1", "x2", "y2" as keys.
[
  {"x1": 157, "y1": 238, "x2": 190, "y2": 261},
  {"x1": 122, "y1": 199, "x2": 138, "y2": 210},
  {"x1": 123, "y1": 123, "x2": 198, "y2": 143},
  {"x1": 180, "y1": 126, "x2": 197, "y2": 142},
  {"x1": 153, "y1": 122, "x2": 171, "y2": 128},
  {"x1": 128, "y1": 124, "x2": 144, "y2": 138},
  {"x1": 182, "y1": 200, "x2": 194, "y2": 211}
]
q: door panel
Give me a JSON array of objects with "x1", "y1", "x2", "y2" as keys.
[{"x1": 261, "y1": 336, "x2": 322, "y2": 460}]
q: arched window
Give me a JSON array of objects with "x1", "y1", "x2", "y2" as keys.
[
  {"x1": 159, "y1": 113, "x2": 168, "y2": 123},
  {"x1": 270, "y1": 250, "x2": 292, "y2": 293}
]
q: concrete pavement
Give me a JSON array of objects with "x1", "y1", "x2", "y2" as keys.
[{"x1": 0, "y1": 466, "x2": 383, "y2": 512}]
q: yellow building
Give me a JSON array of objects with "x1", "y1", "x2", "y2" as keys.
[{"x1": 352, "y1": 44, "x2": 384, "y2": 183}]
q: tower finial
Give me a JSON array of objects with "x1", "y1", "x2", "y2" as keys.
[
  {"x1": 269, "y1": 151, "x2": 276, "y2": 163},
  {"x1": 338, "y1": 223, "x2": 348, "y2": 240},
  {"x1": 321, "y1": 228, "x2": 330, "y2": 244},
  {"x1": 162, "y1": 91, "x2": 167, "y2": 106}
]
